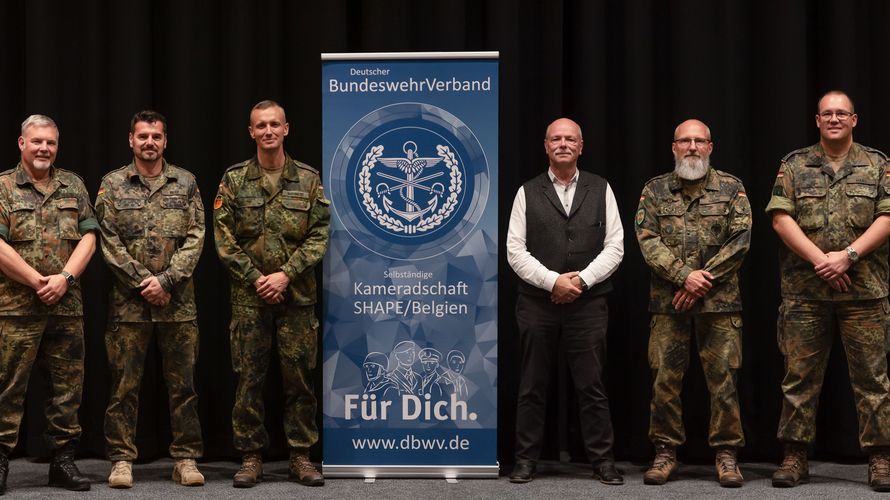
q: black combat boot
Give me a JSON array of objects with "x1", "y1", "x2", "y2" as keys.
[
  {"x1": 0, "y1": 450, "x2": 8, "y2": 495},
  {"x1": 48, "y1": 443, "x2": 90, "y2": 491}
]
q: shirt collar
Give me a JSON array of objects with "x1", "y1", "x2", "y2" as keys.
[{"x1": 547, "y1": 167, "x2": 578, "y2": 186}]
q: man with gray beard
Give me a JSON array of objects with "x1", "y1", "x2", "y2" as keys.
[{"x1": 635, "y1": 119, "x2": 752, "y2": 487}]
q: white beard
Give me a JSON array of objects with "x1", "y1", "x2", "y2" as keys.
[{"x1": 675, "y1": 156, "x2": 710, "y2": 181}]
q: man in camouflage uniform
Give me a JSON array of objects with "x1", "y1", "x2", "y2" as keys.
[
  {"x1": 214, "y1": 100, "x2": 329, "y2": 488},
  {"x1": 0, "y1": 115, "x2": 98, "y2": 494},
  {"x1": 636, "y1": 119, "x2": 751, "y2": 487},
  {"x1": 767, "y1": 91, "x2": 890, "y2": 492},
  {"x1": 96, "y1": 111, "x2": 205, "y2": 488}
]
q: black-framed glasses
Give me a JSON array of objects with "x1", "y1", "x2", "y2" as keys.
[
  {"x1": 673, "y1": 137, "x2": 711, "y2": 147},
  {"x1": 818, "y1": 110, "x2": 855, "y2": 121}
]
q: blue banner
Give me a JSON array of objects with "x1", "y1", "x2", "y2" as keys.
[{"x1": 321, "y1": 52, "x2": 498, "y2": 477}]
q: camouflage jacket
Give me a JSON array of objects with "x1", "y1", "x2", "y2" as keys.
[
  {"x1": 0, "y1": 164, "x2": 99, "y2": 316},
  {"x1": 213, "y1": 155, "x2": 330, "y2": 307},
  {"x1": 765, "y1": 143, "x2": 890, "y2": 301},
  {"x1": 96, "y1": 161, "x2": 205, "y2": 322},
  {"x1": 635, "y1": 168, "x2": 751, "y2": 313}
]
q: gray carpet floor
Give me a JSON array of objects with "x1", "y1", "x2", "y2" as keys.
[{"x1": 2, "y1": 457, "x2": 888, "y2": 499}]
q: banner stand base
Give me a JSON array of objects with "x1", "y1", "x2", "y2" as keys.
[{"x1": 323, "y1": 463, "x2": 500, "y2": 479}]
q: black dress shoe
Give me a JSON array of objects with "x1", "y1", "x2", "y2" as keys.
[
  {"x1": 509, "y1": 462, "x2": 536, "y2": 483},
  {"x1": 593, "y1": 461, "x2": 624, "y2": 485}
]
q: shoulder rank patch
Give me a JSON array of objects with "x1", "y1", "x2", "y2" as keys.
[
  {"x1": 635, "y1": 207, "x2": 646, "y2": 226},
  {"x1": 213, "y1": 194, "x2": 223, "y2": 210},
  {"x1": 96, "y1": 187, "x2": 105, "y2": 197}
]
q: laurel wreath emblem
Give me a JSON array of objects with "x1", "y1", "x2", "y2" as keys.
[{"x1": 358, "y1": 145, "x2": 462, "y2": 234}]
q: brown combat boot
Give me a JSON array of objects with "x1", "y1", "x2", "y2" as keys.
[
  {"x1": 772, "y1": 442, "x2": 809, "y2": 487},
  {"x1": 869, "y1": 449, "x2": 890, "y2": 492},
  {"x1": 715, "y1": 447, "x2": 744, "y2": 488},
  {"x1": 232, "y1": 452, "x2": 263, "y2": 488},
  {"x1": 643, "y1": 443, "x2": 678, "y2": 485},
  {"x1": 172, "y1": 459, "x2": 204, "y2": 486},
  {"x1": 108, "y1": 460, "x2": 132, "y2": 489},
  {"x1": 289, "y1": 449, "x2": 324, "y2": 486}
]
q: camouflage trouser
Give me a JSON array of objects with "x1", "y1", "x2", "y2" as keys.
[
  {"x1": 648, "y1": 312, "x2": 745, "y2": 448},
  {"x1": 777, "y1": 298, "x2": 890, "y2": 449},
  {"x1": 0, "y1": 316, "x2": 84, "y2": 454},
  {"x1": 104, "y1": 321, "x2": 203, "y2": 460},
  {"x1": 230, "y1": 304, "x2": 318, "y2": 452}
]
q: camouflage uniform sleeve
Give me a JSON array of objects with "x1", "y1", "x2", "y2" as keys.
[
  {"x1": 280, "y1": 179, "x2": 330, "y2": 281},
  {"x1": 213, "y1": 171, "x2": 263, "y2": 285},
  {"x1": 703, "y1": 186, "x2": 752, "y2": 282},
  {"x1": 876, "y1": 160, "x2": 890, "y2": 215},
  {"x1": 0, "y1": 190, "x2": 9, "y2": 241},
  {"x1": 75, "y1": 177, "x2": 100, "y2": 234},
  {"x1": 96, "y1": 177, "x2": 152, "y2": 289},
  {"x1": 635, "y1": 185, "x2": 695, "y2": 286},
  {"x1": 764, "y1": 162, "x2": 795, "y2": 216},
  {"x1": 158, "y1": 175, "x2": 205, "y2": 292}
]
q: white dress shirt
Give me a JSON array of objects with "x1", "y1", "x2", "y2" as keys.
[{"x1": 506, "y1": 168, "x2": 624, "y2": 292}]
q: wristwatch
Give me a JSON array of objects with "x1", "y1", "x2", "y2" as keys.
[
  {"x1": 60, "y1": 271, "x2": 76, "y2": 287},
  {"x1": 846, "y1": 246, "x2": 860, "y2": 264},
  {"x1": 579, "y1": 276, "x2": 589, "y2": 292}
]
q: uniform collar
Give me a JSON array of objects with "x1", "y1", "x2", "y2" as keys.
[
  {"x1": 246, "y1": 153, "x2": 301, "y2": 182},
  {"x1": 668, "y1": 167, "x2": 718, "y2": 191},
  {"x1": 14, "y1": 163, "x2": 66, "y2": 187},
  {"x1": 124, "y1": 159, "x2": 177, "y2": 182},
  {"x1": 804, "y1": 143, "x2": 870, "y2": 167}
]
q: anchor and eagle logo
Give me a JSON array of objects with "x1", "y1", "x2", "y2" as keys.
[{"x1": 358, "y1": 139, "x2": 463, "y2": 235}]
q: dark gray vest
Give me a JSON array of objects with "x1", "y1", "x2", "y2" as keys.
[{"x1": 517, "y1": 170, "x2": 613, "y2": 298}]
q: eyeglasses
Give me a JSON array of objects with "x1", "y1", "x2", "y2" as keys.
[
  {"x1": 673, "y1": 137, "x2": 711, "y2": 147},
  {"x1": 818, "y1": 110, "x2": 855, "y2": 121}
]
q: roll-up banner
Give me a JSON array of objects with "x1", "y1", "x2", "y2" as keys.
[{"x1": 321, "y1": 52, "x2": 498, "y2": 478}]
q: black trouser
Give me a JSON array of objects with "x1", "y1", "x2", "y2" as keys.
[{"x1": 514, "y1": 293, "x2": 614, "y2": 465}]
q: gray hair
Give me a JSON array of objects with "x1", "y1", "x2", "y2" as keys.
[{"x1": 21, "y1": 114, "x2": 58, "y2": 136}]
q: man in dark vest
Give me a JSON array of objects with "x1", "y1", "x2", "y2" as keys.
[{"x1": 507, "y1": 118, "x2": 624, "y2": 484}]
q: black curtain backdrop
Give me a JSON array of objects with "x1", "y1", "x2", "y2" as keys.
[{"x1": 3, "y1": 0, "x2": 889, "y2": 466}]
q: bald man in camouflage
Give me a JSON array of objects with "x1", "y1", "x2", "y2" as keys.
[{"x1": 636, "y1": 119, "x2": 751, "y2": 488}]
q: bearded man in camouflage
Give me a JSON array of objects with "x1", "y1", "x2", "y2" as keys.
[
  {"x1": 767, "y1": 91, "x2": 890, "y2": 492},
  {"x1": 0, "y1": 114, "x2": 98, "y2": 494},
  {"x1": 636, "y1": 119, "x2": 751, "y2": 488},
  {"x1": 214, "y1": 100, "x2": 329, "y2": 488},
  {"x1": 96, "y1": 110, "x2": 205, "y2": 488}
]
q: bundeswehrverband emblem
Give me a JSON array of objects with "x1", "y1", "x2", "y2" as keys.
[{"x1": 359, "y1": 141, "x2": 462, "y2": 235}]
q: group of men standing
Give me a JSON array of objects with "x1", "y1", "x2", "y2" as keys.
[
  {"x1": 508, "y1": 91, "x2": 890, "y2": 492},
  {"x1": 0, "y1": 100, "x2": 328, "y2": 494},
  {"x1": 0, "y1": 90, "x2": 887, "y2": 493}
]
